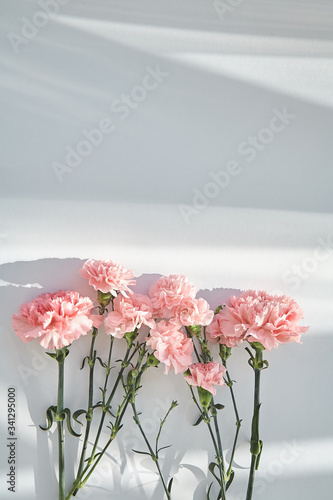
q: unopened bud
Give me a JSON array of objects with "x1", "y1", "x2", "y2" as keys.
[
  {"x1": 197, "y1": 386, "x2": 212, "y2": 411},
  {"x1": 97, "y1": 290, "x2": 112, "y2": 307}
]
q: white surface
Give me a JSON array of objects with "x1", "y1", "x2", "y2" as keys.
[{"x1": 1, "y1": 1, "x2": 333, "y2": 499}]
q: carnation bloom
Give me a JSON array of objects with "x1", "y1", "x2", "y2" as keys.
[
  {"x1": 184, "y1": 361, "x2": 226, "y2": 395},
  {"x1": 207, "y1": 290, "x2": 309, "y2": 350},
  {"x1": 206, "y1": 306, "x2": 247, "y2": 348},
  {"x1": 12, "y1": 290, "x2": 102, "y2": 350},
  {"x1": 79, "y1": 259, "x2": 136, "y2": 296},
  {"x1": 171, "y1": 296, "x2": 214, "y2": 327},
  {"x1": 149, "y1": 274, "x2": 197, "y2": 318},
  {"x1": 146, "y1": 320, "x2": 193, "y2": 374},
  {"x1": 104, "y1": 293, "x2": 155, "y2": 339}
]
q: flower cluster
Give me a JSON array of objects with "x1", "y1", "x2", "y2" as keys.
[
  {"x1": 149, "y1": 274, "x2": 213, "y2": 327},
  {"x1": 11, "y1": 259, "x2": 309, "y2": 500}
]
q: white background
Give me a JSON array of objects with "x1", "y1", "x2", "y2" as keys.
[{"x1": 1, "y1": 1, "x2": 333, "y2": 499}]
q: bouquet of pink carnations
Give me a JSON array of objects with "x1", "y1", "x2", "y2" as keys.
[{"x1": 12, "y1": 259, "x2": 308, "y2": 500}]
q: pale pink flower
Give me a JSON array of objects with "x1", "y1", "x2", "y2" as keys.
[
  {"x1": 206, "y1": 306, "x2": 247, "y2": 347},
  {"x1": 12, "y1": 290, "x2": 101, "y2": 350},
  {"x1": 184, "y1": 361, "x2": 226, "y2": 395},
  {"x1": 149, "y1": 274, "x2": 197, "y2": 318},
  {"x1": 79, "y1": 259, "x2": 135, "y2": 296},
  {"x1": 207, "y1": 290, "x2": 309, "y2": 350},
  {"x1": 171, "y1": 296, "x2": 214, "y2": 327},
  {"x1": 146, "y1": 320, "x2": 194, "y2": 374},
  {"x1": 104, "y1": 293, "x2": 155, "y2": 339}
]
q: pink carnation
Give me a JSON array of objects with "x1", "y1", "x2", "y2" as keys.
[
  {"x1": 171, "y1": 296, "x2": 214, "y2": 327},
  {"x1": 206, "y1": 306, "x2": 247, "y2": 347},
  {"x1": 104, "y1": 293, "x2": 155, "y2": 338},
  {"x1": 149, "y1": 274, "x2": 197, "y2": 318},
  {"x1": 207, "y1": 290, "x2": 309, "y2": 350},
  {"x1": 146, "y1": 320, "x2": 194, "y2": 374},
  {"x1": 12, "y1": 290, "x2": 101, "y2": 350},
  {"x1": 184, "y1": 361, "x2": 226, "y2": 395},
  {"x1": 79, "y1": 259, "x2": 135, "y2": 296}
]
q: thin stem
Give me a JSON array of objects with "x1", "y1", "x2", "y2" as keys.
[
  {"x1": 189, "y1": 387, "x2": 226, "y2": 500},
  {"x1": 66, "y1": 345, "x2": 144, "y2": 499},
  {"x1": 211, "y1": 400, "x2": 226, "y2": 500},
  {"x1": 225, "y1": 370, "x2": 242, "y2": 478},
  {"x1": 77, "y1": 364, "x2": 140, "y2": 493},
  {"x1": 131, "y1": 401, "x2": 171, "y2": 500},
  {"x1": 102, "y1": 335, "x2": 114, "y2": 402},
  {"x1": 57, "y1": 357, "x2": 65, "y2": 500},
  {"x1": 75, "y1": 329, "x2": 98, "y2": 483},
  {"x1": 89, "y1": 344, "x2": 131, "y2": 463},
  {"x1": 66, "y1": 391, "x2": 133, "y2": 500},
  {"x1": 246, "y1": 349, "x2": 263, "y2": 500}
]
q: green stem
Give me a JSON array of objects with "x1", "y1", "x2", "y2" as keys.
[
  {"x1": 102, "y1": 335, "x2": 114, "y2": 402},
  {"x1": 211, "y1": 400, "x2": 226, "y2": 500},
  {"x1": 225, "y1": 370, "x2": 241, "y2": 478},
  {"x1": 57, "y1": 356, "x2": 65, "y2": 500},
  {"x1": 189, "y1": 387, "x2": 226, "y2": 500},
  {"x1": 75, "y1": 329, "x2": 98, "y2": 486},
  {"x1": 66, "y1": 344, "x2": 142, "y2": 499},
  {"x1": 246, "y1": 349, "x2": 263, "y2": 500},
  {"x1": 75, "y1": 362, "x2": 141, "y2": 493},
  {"x1": 131, "y1": 400, "x2": 171, "y2": 500},
  {"x1": 88, "y1": 343, "x2": 131, "y2": 463}
]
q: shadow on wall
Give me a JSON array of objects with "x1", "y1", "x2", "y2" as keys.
[{"x1": 1, "y1": 1, "x2": 333, "y2": 215}]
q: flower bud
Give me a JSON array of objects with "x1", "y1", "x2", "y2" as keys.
[
  {"x1": 146, "y1": 354, "x2": 160, "y2": 367},
  {"x1": 127, "y1": 369, "x2": 139, "y2": 387},
  {"x1": 250, "y1": 341, "x2": 266, "y2": 352},
  {"x1": 219, "y1": 344, "x2": 232, "y2": 364},
  {"x1": 187, "y1": 325, "x2": 201, "y2": 336},
  {"x1": 124, "y1": 329, "x2": 137, "y2": 346},
  {"x1": 214, "y1": 305, "x2": 224, "y2": 314},
  {"x1": 197, "y1": 386, "x2": 212, "y2": 411},
  {"x1": 97, "y1": 290, "x2": 112, "y2": 308}
]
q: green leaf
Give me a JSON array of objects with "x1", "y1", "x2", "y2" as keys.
[
  {"x1": 208, "y1": 462, "x2": 222, "y2": 486},
  {"x1": 206, "y1": 482, "x2": 213, "y2": 500},
  {"x1": 168, "y1": 478, "x2": 174, "y2": 493},
  {"x1": 80, "y1": 356, "x2": 89, "y2": 370},
  {"x1": 61, "y1": 408, "x2": 81, "y2": 437},
  {"x1": 213, "y1": 404, "x2": 225, "y2": 411},
  {"x1": 132, "y1": 449, "x2": 153, "y2": 457},
  {"x1": 157, "y1": 445, "x2": 171, "y2": 454},
  {"x1": 73, "y1": 409, "x2": 87, "y2": 426},
  {"x1": 39, "y1": 405, "x2": 56, "y2": 431},
  {"x1": 193, "y1": 414, "x2": 204, "y2": 426},
  {"x1": 96, "y1": 357, "x2": 107, "y2": 368},
  {"x1": 226, "y1": 470, "x2": 234, "y2": 490},
  {"x1": 45, "y1": 352, "x2": 58, "y2": 359}
]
